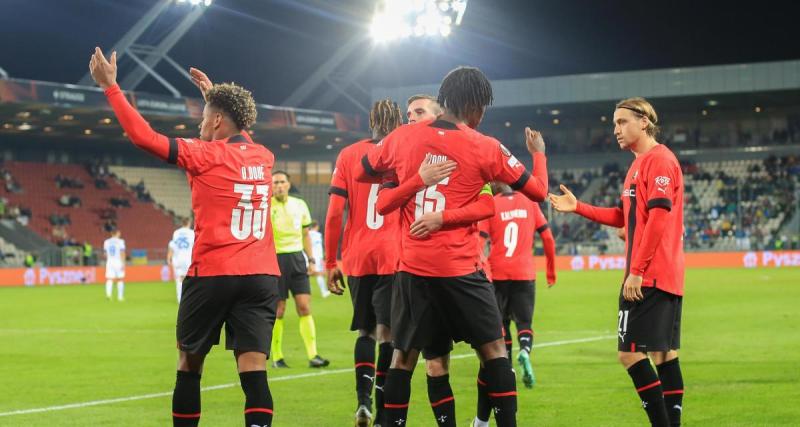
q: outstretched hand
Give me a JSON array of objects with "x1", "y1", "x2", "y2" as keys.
[
  {"x1": 89, "y1": 47, "x2": 117, "y2": 90},
  {"x1": 548, "y1": 184, "x2": 578, "y2": 213},
  {"x1": 189, "y1": 67, "x2": 213, "y2": 101}
]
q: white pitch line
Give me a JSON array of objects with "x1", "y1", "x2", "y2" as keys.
[{"x1": 0, "y1": 335, "x2": 614, "y2": 417}]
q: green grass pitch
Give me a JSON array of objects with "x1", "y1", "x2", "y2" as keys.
[{"x1": 0, "y1": 268, "x2": 798, "y2": 426}]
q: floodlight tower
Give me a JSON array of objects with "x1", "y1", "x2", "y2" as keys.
[
  {"x1": 283, "y1": 0, "x2": 468, "y2": 112},
  {"x1": 77, "y1": 0, "x2": 213, "y2": 97}
]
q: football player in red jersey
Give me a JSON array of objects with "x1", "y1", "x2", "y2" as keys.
[
  {"x1": 91, "y1": 49, "x2": 279, "y2": 427},
  {"x1": 359, "y1": 66, "x2": 549, "y2": 427},
  {"x1": 550, "y1": 98, "x2": 685, "y2": 427},
  {"x1": 403, "y1": 93, "x2": 500, "y2": 427},
  {"x1": 324, "y1": 99, "x2": 405, "y2": 427},
  {"x1": 485, "y1": 182, "x2": 557, "y2": 384}
]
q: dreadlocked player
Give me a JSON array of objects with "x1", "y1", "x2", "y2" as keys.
[
  {"x1": 359, "y1": 66, "x2": 550, "y2": 427},
  {"x1": 324, "y1": 99, "x2": 404, "y2": 427}
]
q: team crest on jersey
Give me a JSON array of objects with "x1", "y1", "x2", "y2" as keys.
[
  {"x1": 499, "y1": 144, "x2": 512, "y2": 157},
  {"x1": 655, "y1": 176, "x2": 670, "y2": 187}
]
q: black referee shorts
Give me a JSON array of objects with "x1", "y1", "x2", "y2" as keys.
[
  {"x1": 277, "y1": 252, "x2": 311, "y2": 300},
  {"x1": 176, "y1": 274, "x2": 279, "y2": 356},
  {"x1": 392, "y1": 270, "x2": 504, "y2": 360},
  {"x1": 493, "y1": 279, "x2": 535, "y2": 326},
  {"x1": 348, "y1": 274, "x2": 393, "y2": 332},
  {"x1": 617, "y1": 286, "x2": 682, "y2": 353}
]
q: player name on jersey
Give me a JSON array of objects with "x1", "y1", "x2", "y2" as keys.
[
  {"x1": 240, "y1": 165, "x2": 266, "y2": 181},
  {"x1": 500, "y1": 209, "x2": 528, "y2": 221}
]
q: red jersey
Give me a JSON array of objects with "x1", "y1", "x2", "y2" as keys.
[
  {"x1": 327, "y1": 139, "x2": 401, "y2": 276},
  {"x1": 103, "y1": 84, "x2": 279, "y2": 277},
  {"x1": 621, "y1": 144, "x2": 684, "y2": 295},
  {"x1": 484, "y1": 192, "x2": 548, "y2": 281},
  {"x1": 176, "y1": 133, "x2": 280, "y2": 277},
  {"x1": 362, "y1": 119, "x2": 547, "y2": 277}
]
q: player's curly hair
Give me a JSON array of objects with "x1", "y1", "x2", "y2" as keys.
[
  {"x1": 616, "y1": 97, "x2": 660, "y2": 138},
  {"x1": 437, "y1": 66, "x2": 493, "y2": 119},
  {"x1": 369, "y1": 98, "x2": 403, "y2": 138},
  {"x1": 205, "y1": 83, "x2": 257, "y2": 130}
]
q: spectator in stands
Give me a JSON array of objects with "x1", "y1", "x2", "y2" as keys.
[
  {"x1": 52, "y1": 226, "x2": 67, "y2": 246},
  {"x1": 100, "y1": 207, "x2": 118, "y2": 220},
  {"x1": 95, "y1": 178, "x2": 109, "y2": 189},
  {"x1": 16, "y1": 207, "x2": 30, "y2": 226},
  {"x1": 24, "y1": 253, "x2": 35, "y2": 268},
  {"x1": 7, "y1": 204, "x2": 20, "y2": 220},
  {"x1": 58, "y1": 194, "x2": 82, "y2": 208},
  {"x1": 110, "y1": 197, "x2": 131, "y2": 208}
]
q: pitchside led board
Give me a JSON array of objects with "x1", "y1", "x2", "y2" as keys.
[{"x1": 0, "y1": 251, "x2": 797, "y2": 287}]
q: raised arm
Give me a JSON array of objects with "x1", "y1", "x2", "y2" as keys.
[
  {"x1": 493, "y1": 128, "x2": 549, "y2": 202},
  {"x1": 90, "y1": 48, "x2": 174, "y2": 162}
]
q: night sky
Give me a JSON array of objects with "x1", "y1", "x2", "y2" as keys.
[{"x1": 1, "y1": 0, "x2": 799, "y2": 110}]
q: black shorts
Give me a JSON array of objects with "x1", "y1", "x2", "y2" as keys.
[
  {"x1": 392, "y1": 271, "x2": 504, "y2": 360},
  {"x1": 617, "y1": 286, "x2": 682, "y2": 353},
  {"x1": 277, "y1": 252, "x2": 311, "y2": 300},
  {"x1": 177, "y1": 274, "x2": 279, "y2": 356},
  {"x1": 348, "y1": 274, "x2": 393, "y2": 331},
  {"x1": 493, "y1": 280, "x2": 535, "y2": 327}
]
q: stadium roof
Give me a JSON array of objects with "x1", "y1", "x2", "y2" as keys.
[
  {"x1": 373, "y1": 60, "x2": 800, "y2": 109},
  {"x1": 1, "y1": 1, "x2": 799, "y2": 113}
]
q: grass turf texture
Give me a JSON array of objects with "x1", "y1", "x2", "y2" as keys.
[{"x1": 0, "y1": 268, "x2": 798, "y2": 426}]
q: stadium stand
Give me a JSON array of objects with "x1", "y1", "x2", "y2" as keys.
[
  {"x1": 553, "y1": 155, "x2": 800, "y2": 254},
  {"x1": 109, "y1": 166, "x2": 192, "y2": 220},
  {"x1": 0, "y1": 161, "x2": 176, "y2": 256}
]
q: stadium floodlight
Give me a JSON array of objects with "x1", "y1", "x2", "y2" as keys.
[
  {"x1": 176, "y1": 0, "x2": 212, "y2": 7},
  {"x1": 370, "y1": 0, "x2": 468, "y2": 42}
]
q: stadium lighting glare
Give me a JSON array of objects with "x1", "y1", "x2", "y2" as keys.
[
  {"x1": 175, "y1": 0, "x2": 212, "y2": 7},
  {"x1": 370, "y1": 0, "x2": 468, "y2": 42}
]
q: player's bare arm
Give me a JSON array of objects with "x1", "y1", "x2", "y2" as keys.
[{"x1": 303, "y1": 226, "x2": 315, "y2": 274}]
